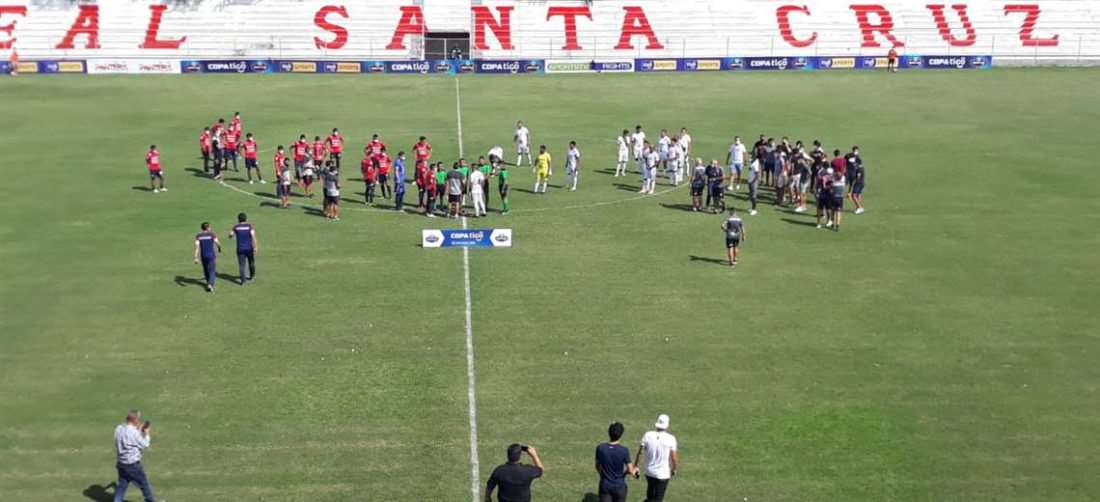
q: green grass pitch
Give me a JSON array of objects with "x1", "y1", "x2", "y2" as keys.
[{"x1": 1, "y1": 69, "x2": 1099, "y2": 501}]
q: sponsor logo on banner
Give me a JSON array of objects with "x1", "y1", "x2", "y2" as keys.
[
  {"x1": 434, "y1": 60, "x2": 455, "y2": 73},
  {"x1": 593, "y1": 60, "x2": 633, "y2": 72},
  {"x1": 858, "y1": 56, "x2": 878, "y2": 69},
  {"x1": 87, "y1": 59, "x2": 180, "y2": 74},
  {"x1": 746, "y1": 57, "x2": 790, "y2": 70},
  {"x1": 545, "y1": 60, "x2": 593, "y2": 74},
  {"x1": 422, "y1": 229, "x2": 513, "y2": 248},
  {"x1": 334, "y1": 62, "x2": 361, "y2": 73},
  {"x1": 385, "y1": 60, "x2": 432, "y2": 74},
  {"x1": 924, "y1": 56, "x2": 969, "y2": 69},
  {"x1": 366, "y1": 61, "x2": 386, "y2": 73},
  {"x1": 475, "y1": 60, "x2": 542, "y2": 74},
  {"x1": 696, "y1": 59, "x2": 721, "y2": 71},
  {"x1": 0, "y1": 61, "x2": 11, "y2": 74},
  {"x1": 792, "y1": 57, "x2": 810, "y2": 69},
  {"x1": 903, "y1": 56, "x2": 921, "y2": 68},
  {"x1": 724, "y1": 58, "x2": 744, "y2": 70},
  {"x1": 458, "y1": 61, "x2": 476, "y2": 73},
  {"x1": 206, "y1": 60, "x2": 250, "y2": 73},
  {"x1": 17, "y1": 61, "x2": 40, "y2": 73},
  {"x1": 291, "y1": 62, "x2": 317, "y2": 73},
  {"x1": 635, "y1": 59, "x2": 678, "y2": 72},
  {"x1": 182, "y1": 60, "x2": 202, "y2": 73},
  {"x1": 828, "y1": 57, "x2": 856, "y2": 69},
  {"x1": 967, "y1": 56, "x2": 990, "y2": 69}
]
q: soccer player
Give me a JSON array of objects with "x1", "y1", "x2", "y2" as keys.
[
  {"x1": 497, "y1": 161, "x2": 511, "y2": 215},
  {"x1": 366, "y1": 134, "x2": 387, "y2": 166},
  {"x1": 192, "y1": 222, "x2": 221, "y2": 293},
  {"x1": 228, "y1": 212, "x2": 258, "y2": 285},
  {"x1": 707, "y1": 159, "x2": 726, "y2": 213},
  {"x1": 476, "y1": 156, "x2": 493, "y2": 210},
  {"x1": 145, "y1": 145, "x2": 165, "y2": 193},
  {"x1": 240, "y1": 133, "x2": 265, "y2": 184},
  {"x1": 323, "y1": 161, "x2": 341, "y2": 221},
  {"x1": 615, "y1": 129, "x2": 631, "y2": 177},
  {"x1": 830, "y1": 168, "x2": 846, "y2": 231},
  {"x1": 445, "y1": 163, "x2": 465, "y2": 218},
  {"x1": 393, "y1": 151, "x2": 407, "y2": 211},
  {"x1": 665, "y1": 137, "x2": 682, "y2": 186},
  {"x1": 656, "y1": 129, "x2": 671, "y2": 177},
  {"x1": 514, "y1": 120, "x2": 532, "y2": 168},
  {"x1": 640, "y1": 143, "x2": 658, "y2": 195},
  {"x1": 293, "y1": 134, "x2": 309, "y2": 181},
  {"x1": 534, "y1": 145, "x2": 552, "y2": 194},
  {"x1": 311, "y1": 136, "x2": 327, "y2": 175},
  {"x1": 274, "y1": 146, "x2": 292, "y2": 209},
  {"x1": 377, "y1": 147, "x2": 393, "y2": 199},
  {"x1": 794, "y1": 151, "x2": 811, "y2": 213},
  {"x1": 326, "y1": 128, "x2": 344, "y2": 169},
  {"x1": 845, "y1": 146, "x2": 862, "y2": 190},
  {"x1": 224, "y1": 127, "x2": 240, "y2": 172},
  {"x1": 413, "y1": 136, "x2": 433, "y2": 164},
  {"x1": 210, "y1": 128, "x2": 224, "y2": 180},
  {"x1": 361, "y1": 154, "x2": 377, "y2": 204},
  {"x1": 424, "y1": 163, "x2": 439, "y2": 218},
  {"x1": 722, "y1": 208, "x2": 746, "y2": 268},
  {"x1": 565, "y1": 141, "x2": 582, "y2": 191},
  {"x1": 435, "y1": 163, "x2": 449, "y2": 213},
  {"x1": 746, "y1": 158, "x2": 760, "y2": 216},
  {"x1": 679, "y1": 128, "x2": 693, "y2": 159},
  {"x1": 199, "y1": 127, "x2": 213, "y2": 173},
  {"x1": 301, "y1": 158, "x2": 316, "y2": 199},
  {"x1": 469, "y1": 162, "x2": 486, "y2": 217},
  {"x1": 887, "y1": 47, "x2": 899, "y2": 73},
  {"x1": 850, "y1": 159, "x2": 866, "y2": 214},
  {"x1": 816, "y1": 167, "x2": 833, "y2": 229},
  {"x1": 230, "y1": 112, "x2": 242, "y2": 133},
  {"x1": 830, "y1": 149, "x2": 847, "y2": 181},
  {"x1": 726, "y1": 136, "x2": 746, "y2": 190},
  {"x1": 689, "y1": 158, "x2": 706, "y2": 212},
  {"x1": 631, "y1": 125, "x2": 647, "y2": 174}
]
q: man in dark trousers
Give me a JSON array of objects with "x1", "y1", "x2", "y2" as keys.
[
  {"x1": 228, "y1": 212, "x2": 258, "y2": 285},
  {"x1": 113, "y1": 410, "x2": 155, "y2": 502},
  {"x1": 192, "y1": 222, "x2": 221, "y2": 293},
  {"x1": 486, "y1": 443, "x2": 544, "y2": 502},
  {"x1": 595, "y1": 422, "x2": 638, "y2": 502}
]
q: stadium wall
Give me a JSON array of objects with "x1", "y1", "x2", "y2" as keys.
[{"x1": 0, "y1": 0, "x2": 1097, "y2": 74}]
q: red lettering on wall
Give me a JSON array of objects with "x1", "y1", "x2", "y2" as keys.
[
  {"x1": 140, "y1": 5, "x2": 187, "y2": 49},
  {"x1": 0, "y1": 5, "x2": 27, "y2": 50},
  {"x1": 314, "y1": 5, "x2": 349, "y2": 50},
  {"x1": 472, "y1": 6, "x2": 514, "y2": 50},
  {"x1": 56, "y1": 4, "x2": 100, "y2": 49},
  {"x1": 386, "y1": 6, "x2": 427, "y2": 50},
  {"x1": 849, "y1": 4, "x2": 904, "y2": 48},
  {"x1": 776, "y1": 5, "x2": 817, "y2": 48},
  {"x1": 1004, "y1": 4, "x2": 1059, "y2": 47},
  {"x1": 926, "y1": 5, "x2": 977, "y2": 47},
  {"x1": 547, "y1": 6, "x2": 592, "y2": 50},
  {"x1": 615, "y1": 6, "x2": 663, "y2": 50}
]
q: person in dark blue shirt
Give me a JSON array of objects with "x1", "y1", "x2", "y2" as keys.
[
  {"x1": 192, "y1": 222, "x2": 222, "y2": 293},
  {"x1": 228, "y1": 212, "x2": 258, "y2": 285},
  {"x1": 595, "y1": 422, "x2": 638, "y2": 502}
]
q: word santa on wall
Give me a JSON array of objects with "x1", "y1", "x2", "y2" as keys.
[{"x1": 0, "y1": 3, "x2": 1064, "y2": 52}]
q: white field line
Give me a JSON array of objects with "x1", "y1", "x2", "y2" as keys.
[{"x1": 456, "y1": 78, "x2": 481, "y2": 502}]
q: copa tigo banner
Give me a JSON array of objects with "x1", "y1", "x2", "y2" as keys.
[
  {"x1": 422, "y1": 229, "x2": 513, "y2": 249},
  {"x1": 635, "y1": 56, "x2": 992, "y2": 72},
  {"x1": 181, "y1": 60, "x2": 271, "y2": 74}
]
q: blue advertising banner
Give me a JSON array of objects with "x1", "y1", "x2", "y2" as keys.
[
  {"x1": 474, "y1": 59, "x2": 543, "y2": 74},
  {"x1": 922, "y1": 55, "x2": 990, "y2": 69},
  {"x1": 634, "y1": 59, "x2": 680, "y2": 72},
  {"x1": 593, "y1": 60, "x2": 634, "y2": 73},
  {"x1": 0, "y1": 61, "x2": 9, "y2": 74},
  {"x1": 384, "y1": 59, "x2": 459, "y2": 74},
  {"x1": 422, "y1": 229, "x2": 513, "y2": 248},
  {"x1": 743, "y1": 57, "x2": 795, "y2": 71},
  {"x1": 182, "y1": 60, "x2": 270, "y2": 73}
]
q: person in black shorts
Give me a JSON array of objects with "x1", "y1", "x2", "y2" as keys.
[
  {"x1": 722, "y1": 208, "x2": 746, "y2": 268},
  {"x1": 850, "y1": 161, "x2": 866, "y2": 214},
  {"x1": 689, "y1": 160, "x2": 706, "y2": 212}
]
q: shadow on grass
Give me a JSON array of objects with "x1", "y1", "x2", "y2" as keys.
[
  {"x1": 690, "y1": 255, "x2": 729, "y2": 267},
  {"x1": 612, "y1": 183, "x2": 641, "y2": 192},
  {"x1": 580, "y1": 494, "x2": 599, "y2": 502},
  {"x1": 780, "y1": 218, "x2": 818, "y2": 227},
  {"x1": 130, "y1": 186, "x2": 153, "y2": 192},
  {"x1": 82, "y1": 482, "x2": 115, "y2": 501},
  {"x1": 659, "y1": 203, "x2": 699, "y2": 212}
]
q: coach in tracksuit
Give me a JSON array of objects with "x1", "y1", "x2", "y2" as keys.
[
  {"x1": 192, "y1": 222, "x2": 221, "y2": 293},
  {"x1": 229, "y1": 213, "x2": 258, "y2": 285}
]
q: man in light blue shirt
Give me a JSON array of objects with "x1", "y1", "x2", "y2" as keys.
[
  {"x1": 113, "y1": 410, "x2": 155, "y2": 502},
  {"x1": 393, "y1": 151, "x2": 407, "y2": 212}
]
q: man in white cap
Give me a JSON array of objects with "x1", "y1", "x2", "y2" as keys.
[{"x1": 634, "y1": 413, "x2": 679, "y2": 502}]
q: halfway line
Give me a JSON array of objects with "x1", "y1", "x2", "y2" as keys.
[{"x1": 456, "y1": 77, "x2": 481, "y2": 502}]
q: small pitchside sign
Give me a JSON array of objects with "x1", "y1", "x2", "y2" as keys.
[{"x1": 422, "y1": 229, "x2": 513, "y2": 248}]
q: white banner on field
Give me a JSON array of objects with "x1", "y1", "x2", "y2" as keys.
[
  {"x1": 86, "y1": 59, "x2": 181, "y2": 75},
  {"x1": 544, "y1": 60, "x2": 595, "y2": 74}
]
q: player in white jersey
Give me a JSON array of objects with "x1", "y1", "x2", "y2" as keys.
[
  {"x1": 615, "y1": 129, "x2": 631, "y2": 177},
  {"x1": 565, "y1": 141, "x2": 582, "y2": 191},
  {"x1": 679, "y1": 128, "x2": 693, "y2": 158},
  {"x1": 514, "y1": 121, "x2": 532, "y2": 168},
  {"x1": 656, "y1": 130, "x2": 671, "y2": 173},
  {"x1": 666, "y1": 136, "x2": 683, "y2": 186},
  {"x1": 640, "y1": 143, "x2": 659, "y2": 194},
  {"x1": 488, "y1": 145, "x2": 506, "y2": 167},
  {"x1": 630, "y1": 125, "x2": 647, "y2": 174}
]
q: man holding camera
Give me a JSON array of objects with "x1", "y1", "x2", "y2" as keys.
[
  {"x1": 113, "y1": 410, "x2": 156, "y2": 502},
  {"x1": 485, "y1": 443, "x2": 544, "y2": 502}
]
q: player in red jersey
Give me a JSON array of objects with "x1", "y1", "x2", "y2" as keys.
[
  {"x1": 413, "y1": 136, "x2": 433, "y2": 164},
  {"x1": 424, "y1": 163, "x2": 439, "y2": 217},
  {"x1": 274, "y1": 146, "x2": 291, "y2": 208},
  {"x1": 292, "y1": 134, "x2": 309, "y2": 181},
  {"x1": 326, "y1": 128, "x2": 344, "y2": 169},
  {"x1": 224, "y1": 128, "x2": 241, "y2": 172},
  {"x1": 887, "y1": 47, "x2": 898, "y2": 73},
  {"x1": 230, "y1": 112, "x2": 242, "y2": 132},
  {"x1": 414, "y1": 159, "x2": 428, "y2": 209},
  {"x1": 312, "y1": 136, "x2": 327, "y2": 172},
  {"x1": 361, "y1": 155, "x2": 377, "y2": 204},
  {"x1": 199, "y1": 127, "x2": 213, "y2": 173},
  {"x1": 146, "y1": 145, "x2": 166, "y2": 193},
  {"x1": 240, "y1": 133, "x2": 265, "y2": 184},
  {"x1": 366, "y1": 134, "x2": 387, "y2": 166},
  {"x1": 376, "y1": 147, "x2": 393, "y2": 199}
]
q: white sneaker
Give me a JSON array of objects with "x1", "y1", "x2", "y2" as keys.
[
  {"x1": 816, "y1": 224, "x2": 822, "y2": 229},
  {"x1": 736, "y1": 184, "x2": 741, "y2": 190},
  {"x1": 249, "y1": 180, "x2": 254, "y2": 184},
  {"x1": 750, "y1": 209, "x2": 758, "y2": 216},
  {"x1": 261, "y1": 180, "x2": 267, "y2": 184},
  {"x1": 856, "y1": 208, "x2": 865, "y2": 214},
  {"x1": 826, "y1": 221, "x2": 834, "y2": 227},
  {"x1": 161, "y1": 187, "x2": 166, "y2": 192},
  {"x1": 153, "y1": 188, "x2": 159, "y2": 193}
]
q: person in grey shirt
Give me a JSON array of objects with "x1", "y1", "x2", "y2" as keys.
[{"x1": 113, "y1": 410, "x2": 155, "y2": 502}]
